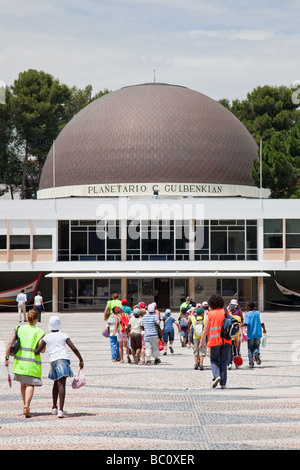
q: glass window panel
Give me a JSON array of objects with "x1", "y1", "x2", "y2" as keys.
[
  {"x1": 263, "y1": 219, "x2": 282, "y2": 233},
  {"x1": 58, "y1": 221, "x2": 69, "y2": 250},
  {"x1": 286, "y1": 234, "x2": 300, "y2": 248},
  {"x1": 71, "y1": 232, "x2": 87, "y2": 254},
  {"x1": 246, "y1": 226, "x2": 257, "y2": 250},
  {"x1": 140, "y1": 279, "x2": 153, "y2": 296},
  {"x1": 10, "y1": 235, "x2": 30, "y2": 250},
  {"x1": 94, "y1": 279, "x2": 109, "y2": 297},
  {"x1": 33, "y1": 235, "x2": 52, "y2": 249},
  {"x1": 89, "y1": 229, "x2": 105, "y2": 254},
  {"x1": 142, "y1": 238, "x2": 157, "y2": 254},
  {"x1": 110, "y1": 279, "x2": 121, "y2": 297},
  {"x1": 0, "y1": 235, "x2": 7, "y2": 249},
  {"x1": 286, "y1": 219, "x2": 300, "y2": 234},
  {"x1": 264, "y1": 234, "x2": 283, "y2": 248},
  {"x1": 78, "y1": 279, "x2": 93, "y2": 297},
  {"x1": 211, "y1": 231, "x2": 227, "y2": 254},
  {"x1": 228, "y1": 231, "x2": 244, "y2": 254},
  {"x1": 222, "y1": 279, "x2": 237, "y2": 296}
]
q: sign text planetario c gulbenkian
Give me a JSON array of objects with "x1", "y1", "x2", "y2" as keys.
[{"x1": 37, "y1": 182, "x2": 270, "y2": 199}]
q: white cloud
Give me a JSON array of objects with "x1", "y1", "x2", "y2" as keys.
[{"x1": 1, "y1": 0, "x2": 300, "y2": 102}]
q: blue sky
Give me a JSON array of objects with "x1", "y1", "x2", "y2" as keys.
[{"x1": 2, "y1": 0, "x2": 300, "y2": 101}]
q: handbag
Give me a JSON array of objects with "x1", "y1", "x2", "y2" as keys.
[
  {"x1": 102, "y1": 327, "x2": 109, "y2": 338},
  {"x1": 71, "y1": 369, "x2": 86, "y2": 389},
  {"x1": 10, "y1": 326, "x2": 20, "y2": 356}
]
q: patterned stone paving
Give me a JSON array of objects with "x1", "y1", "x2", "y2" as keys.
[{"x1": 1, "y1": 310, "x2": 300, "y2": 451}]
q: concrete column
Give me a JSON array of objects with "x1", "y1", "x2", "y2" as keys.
[
  {"x1": 189, "y1": 219, "x2": 195, "y2": 261},
  {"x1": 52, "y1": 277, "x2": 58, "y2": 313},
  {"x1": 189, "y1": 277, "x2": 195, "y2": 300},
  {"x1": 121, "y1": 277, "x2": 127, "y2": 300},
  {"x1": 121, "y1": 219, "x2": 127, "y2": 261},
  {"x1": 257, "y1": 276, "x2": 264, "y2": 312}
]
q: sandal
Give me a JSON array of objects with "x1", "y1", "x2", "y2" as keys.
[{"x1": 23, "y1": 403, "x2": 31, "y2": 418}]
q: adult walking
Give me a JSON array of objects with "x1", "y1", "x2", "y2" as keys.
[
  {"x1": 199, "y1": 294, "x2": 231, "y2": 389},
  {"x1": 34, "y1": 291, "x2": 45, "y2": 322},
  {"x1": 17, "y1": 289, "x2": 27, "y2": 323},
  {"x1": 104, "y1": 292, "x2": 122, "y2": 320},
  {"x1": 141, "y1": 303, "x2": 161, "y2": 365},
  {"x1": 5, "y1": 309, "x2": 45, "y2": 417}
]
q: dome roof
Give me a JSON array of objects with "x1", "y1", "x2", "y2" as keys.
[{"x1": 39, "y1": 83, "x2": 258, "y2": 194}]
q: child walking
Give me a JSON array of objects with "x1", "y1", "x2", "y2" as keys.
[{"x1": 35, "y1": 315, "x2": 84, "y2": 418}]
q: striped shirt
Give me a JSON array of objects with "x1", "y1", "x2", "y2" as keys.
[{"x1": 142, "y1": 313, "x2": 159, "y2": 338}]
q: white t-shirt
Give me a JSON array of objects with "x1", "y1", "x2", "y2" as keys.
[
  {"x1": 43, "y1": 331, "x2": 70, "y2": 362},
  {"x1": 34, "y1": 295, "x2": 43, "y2": 306},
  {"x1": 129, "y1": 316, "x2": 142, "y2": 334}
]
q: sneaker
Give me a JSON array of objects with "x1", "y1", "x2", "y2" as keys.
[
  {"x1": 146, "y1": 360, "x2": 151, "y2": 365},
  {"x1": 221, "y1": 385, "x2": 226, "y2": 389},
  {"x1": 199, "y1": 364, "x2": 204, "y2": 370},
  {"x1": 228, "y1": 363, "x2": 232, "y2": 370},
  {"x1": 163, "y1": 351, "x2": 167, "y2": 356},
  {"x1": 154, "y1": 358, "x2": 161, "y2": 365},
  {"x1": 51, "y1": 407, "x2": 58, "y2": 415},
  {"x1": 212, "y1": 376, "x2": 221, "y2": 388},
  {"x1": 248, "y1": 363, "x2": 254, "y2": 368},
  {"x1": 194, "y1": 363, "x2": 199, "y2": 370},
  {"x1": 254, "y1": 353, "x2": 261, "y2": 365},
  {"x1": 169, "y1": 346, "x2": 174, "y2": 354},
  {"x1": 58, "y1": 410, "x2": 64, "y2": 418}
]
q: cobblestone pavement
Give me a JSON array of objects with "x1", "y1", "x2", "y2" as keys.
[{"x1": 1, "y1": 310, "x2": 300, "y2": 451}]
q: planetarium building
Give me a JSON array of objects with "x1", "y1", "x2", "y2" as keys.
[{"x1": 1, "y1": 83, "x2": 300, "y2": 312}]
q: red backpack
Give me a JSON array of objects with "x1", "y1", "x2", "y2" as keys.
[{"x1": 119, "y1": 313, "x2": 129, "y2": 333}]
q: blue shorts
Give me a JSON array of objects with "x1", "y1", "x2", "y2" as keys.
[
  {"x1": 180, "y1": 329, "x2": 188, "y2": 340},
  {"x1": 48, "y1": 359, "x2": 74, "y2": 381},
  {"x1": 163, "y1": 330, "x2": 174, "y2": 343}
]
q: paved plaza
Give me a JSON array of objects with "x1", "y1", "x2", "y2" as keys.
[{"x1": 1, "y1": 309, "x2": 300, "y2": 451}]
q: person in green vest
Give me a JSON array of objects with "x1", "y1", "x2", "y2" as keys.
[
  {"x1": 104, "y1": 292, "x2": 122, "y2": 320},
  {"x1": 5, "y1": 308, "x2": 45, "y2": 418},
  {"x1": 180, "y1": 296, "x2": 192, "y2": 312}
]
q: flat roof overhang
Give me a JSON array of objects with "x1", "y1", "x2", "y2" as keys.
[{"x1": 45, "y1": 272, "x2": 271, "y2": 279}]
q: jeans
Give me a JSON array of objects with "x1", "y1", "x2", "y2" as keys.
[
  {"x1": 210, "y1": 343, "x2": 231, "y2": 386},
  {"x1": 247, "y1": 338, "x2": 261, "y2": 364},
  {"x1": 110, "y1": 335, "x2": 120, "y2": 360}
]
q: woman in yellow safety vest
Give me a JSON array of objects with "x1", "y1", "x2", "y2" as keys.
[{"x1": 5, "y1": 309, "x2": 45, "y2": 417}]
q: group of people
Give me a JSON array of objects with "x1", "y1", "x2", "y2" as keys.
[
  {"x1": 5, "y1": 309, "x2": 83, "y2": 419},
  {"x1": 104, "y1": 293, "x2": 267, "y2": 390},
  {"x1": 17, "y1": 289, "x2": 45, "y2": 323},
  {"x1": 4, "y1": 291, "x2": 266, "y2": 418}
]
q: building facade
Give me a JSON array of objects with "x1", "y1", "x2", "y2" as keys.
[{"x1": 1, "y1": 83, "x2": 299, "y2": 312}]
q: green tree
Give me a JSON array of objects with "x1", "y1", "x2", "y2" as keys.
[
  {"x1": 10, "y1": 69, "x2": 71, "y2": 198},
  {"x1": 7, "y1": 70, "x2": 110, "y2": 198},
  {"x1": 0, "y1": 87, "x2": 23, "y2": 198},
  {"x1": 220, "y1": 85, "x2": 300, "y2": 198}
]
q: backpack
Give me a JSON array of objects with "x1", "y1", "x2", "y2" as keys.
[
  {"x1": 119, "y1": 313, "x2": 129, "y2": 333},
  {"x1": 194, "y1": 317, "x2": 203, "y2": 337},
  {"x1": 180, "y1": 315, "x2": 188, "y2": 328},
  {"x1": 221, "y1": 310, "x2": 240, "y2": 340}
]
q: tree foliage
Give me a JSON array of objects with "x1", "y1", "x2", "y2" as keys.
[
  {"x1": 220, "y1": 85, "x2": 300, "y2": 198},
  {"x1": 0, "y1": 69, "x2": 110, "y2": 199}
]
